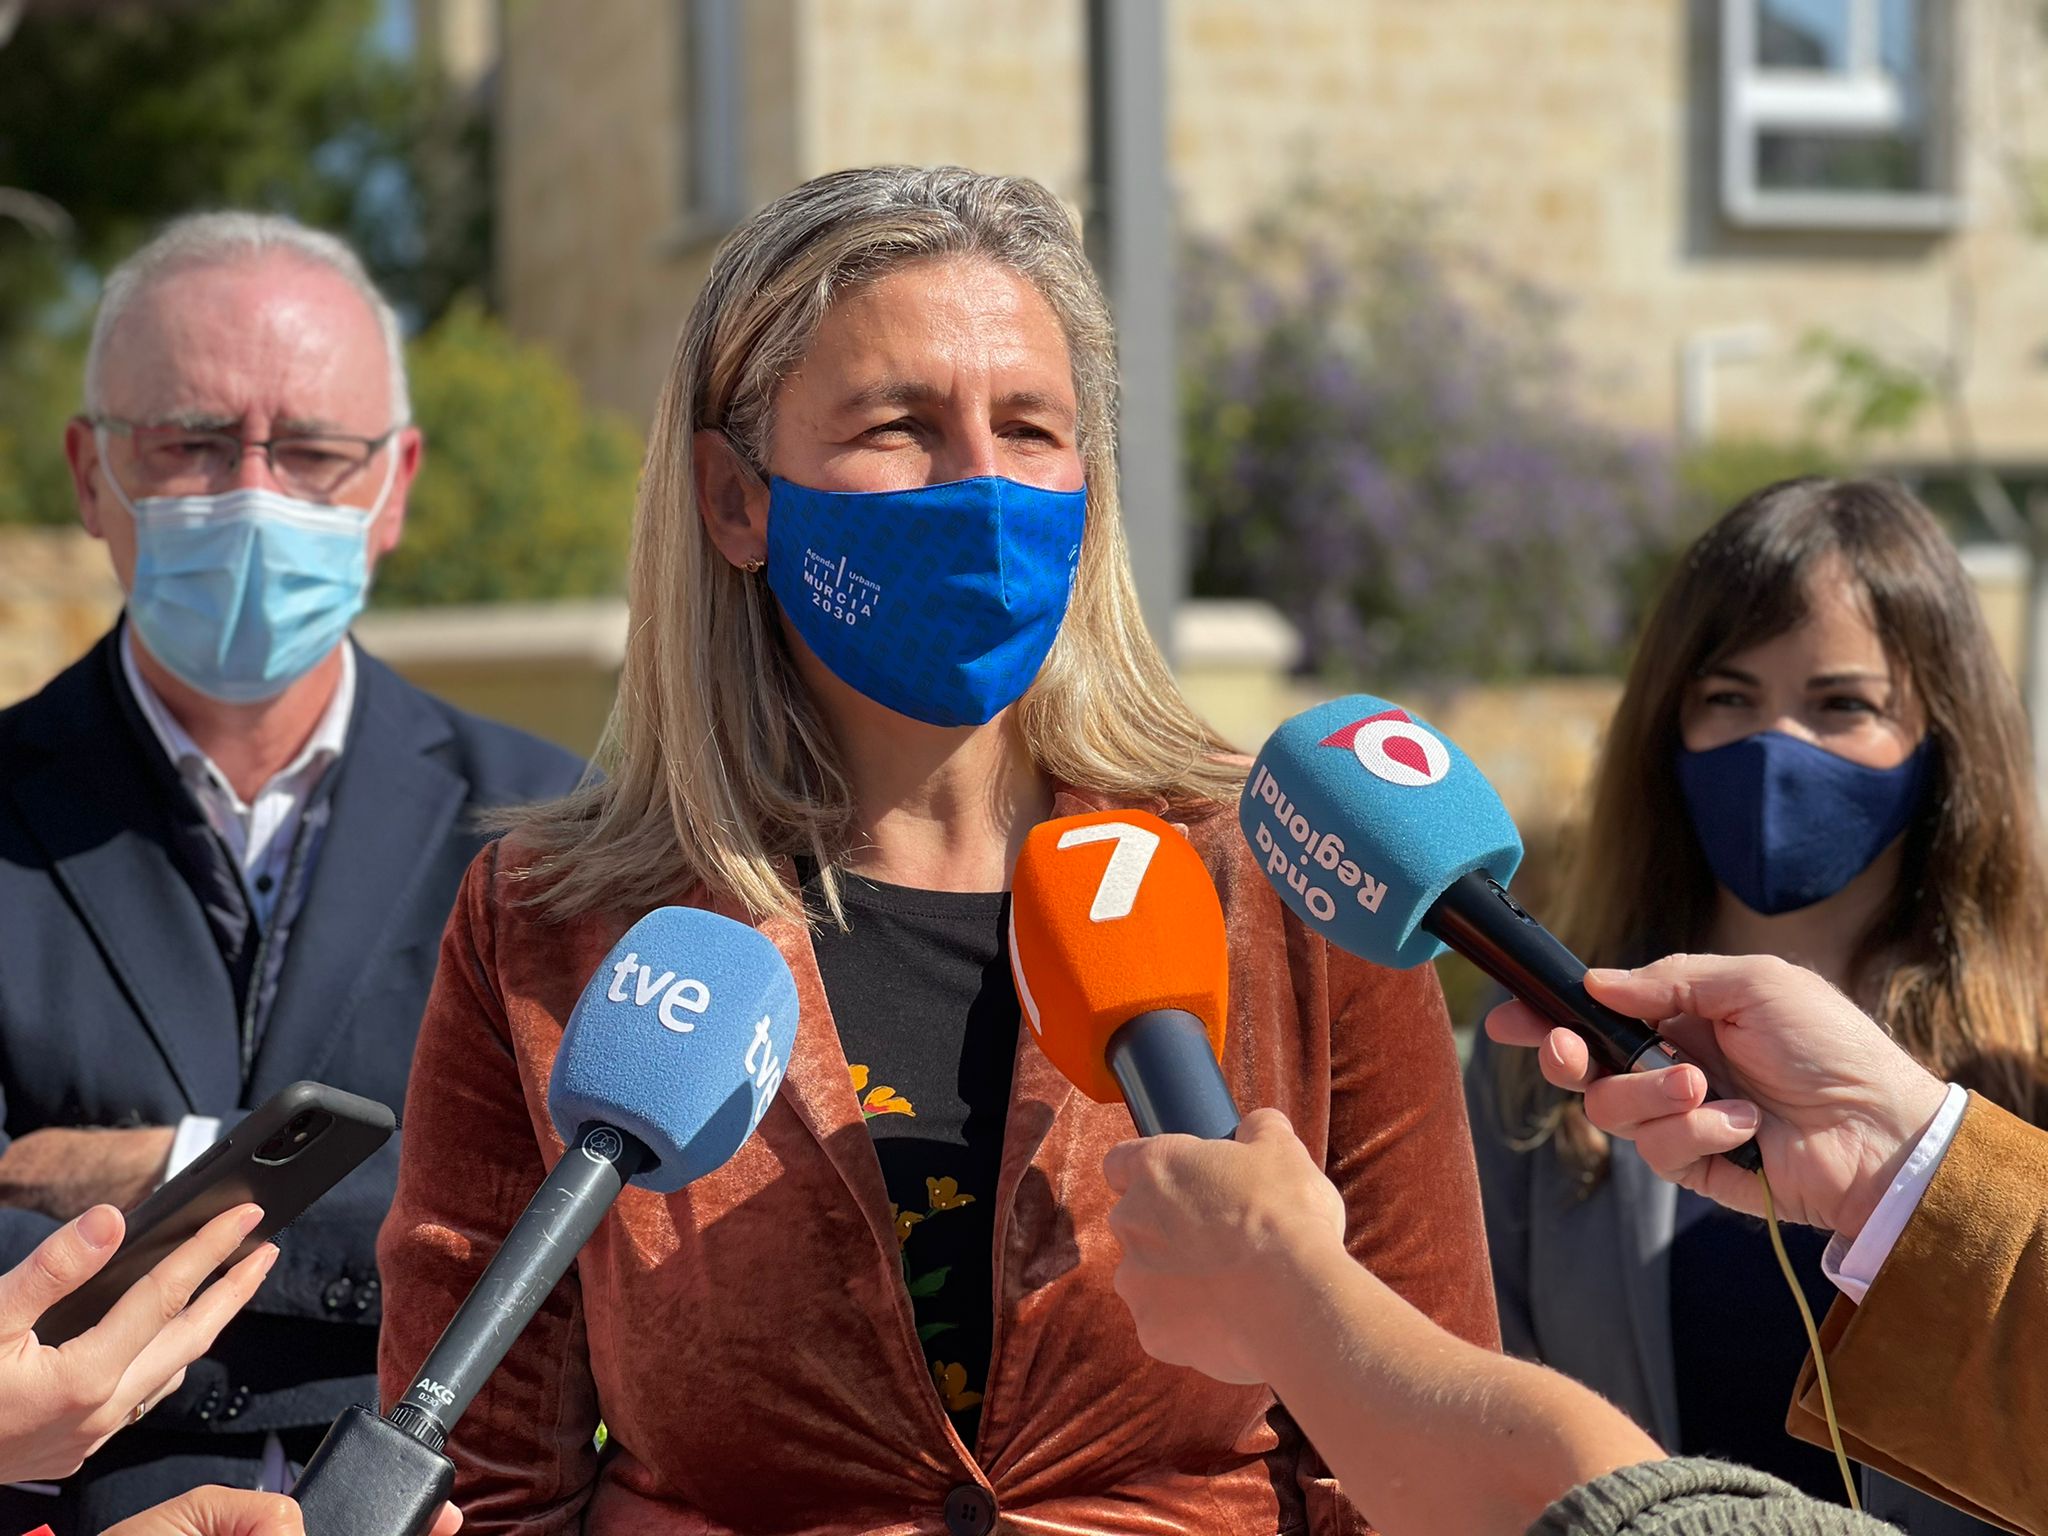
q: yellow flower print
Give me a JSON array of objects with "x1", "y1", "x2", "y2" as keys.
[
  {"x1": 932, "y1": 1360, "x2": 983, "y2": 1413},
  {"x1": 848, "y1": 1064, "x2": 914, "y2": 1118},
  {"x1": 926, "y1": 1176, "x2": 974, "y2": 1212},
  {"x1": 889, "y1": 1203, "x2": 925, "y2": 1246}
]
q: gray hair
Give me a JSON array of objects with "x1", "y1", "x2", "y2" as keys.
[{"x1": 84, "y1": 211, "x2": 410, "y2": 424}]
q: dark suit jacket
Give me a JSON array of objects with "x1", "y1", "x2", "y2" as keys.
[{"x1": 0, "y1": 627, "x2": 582, "y2": 1521}]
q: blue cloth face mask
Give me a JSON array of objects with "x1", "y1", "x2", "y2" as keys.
[
  {"x1": 102, "y1": 430, "x2": 393, "y2": 703},
  {"x1": 764, "y1": 474, "x2": 1087, "y2": 727},
  {"x1": 1676, "y1": 730, "x2": 1934, "y2": 917}
]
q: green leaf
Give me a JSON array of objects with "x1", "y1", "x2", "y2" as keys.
[
  {"x1": 915, "y1": 1321, "x2": 958, "y2": 1343},
  {"x1": 905, "y1": 1266, "x2": 951, "y2": 1298}
]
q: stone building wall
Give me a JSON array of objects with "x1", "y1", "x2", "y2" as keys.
[
  {"x1": 497, "y1": 0, "x2": 2048, "y2": 460},
  {"x1": 0, "y1": 529, "x2": 121, "y2": 707}
]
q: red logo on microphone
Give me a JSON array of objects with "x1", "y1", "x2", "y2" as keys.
[{"x1": 1321, "y1": 709, "x2": 1452, "y2": 788}]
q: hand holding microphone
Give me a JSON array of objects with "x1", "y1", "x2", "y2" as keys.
[
  {"x1": 101, "y1": 1489, "x2": 460, "y2": 1536},
  {"x1": 1487, "y1": 954, "x2": 1950, "y2": 1238},
  {"x1": 1102, "y1": 1109, "x2": 1344, "y2": 1384},
  {"x1": 1101, "y1": 1113, "x2": 1680, "y2": 1536},
  {"x1": 1009, "y1": 809, "x2": 1237, "y2": 1137},
  {"x1": 293, "y1": 907, "x2": 798, "y2": 1536},
  {"x1": 1241, "y1": 697, "x2": 1761, "y2": 1173}
]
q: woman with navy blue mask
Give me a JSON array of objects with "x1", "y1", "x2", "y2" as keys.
[
  {"x1": 377, "y1": 166, "x2": 1499, "y2": 1535},
  {"x1": 1468, "y1": 478, "x2": 2048, "y2": 1533}
]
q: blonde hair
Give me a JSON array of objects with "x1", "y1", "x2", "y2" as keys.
[{"x1": 511, "y1": 166, "x2": 1240, "y2": 922}]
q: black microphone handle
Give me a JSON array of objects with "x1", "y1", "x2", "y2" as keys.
[
  {"x1": 1106, "y1": 1009, "x2": 1242, "y2": 1139},
  {"x1": 398, "y1": 1121, "x2": 653, "y2": 1438},
  {"x1": 294, "y1": 1121, "x2": 651, "y2": 1536},
  {"x1": 292, "y1": 1406, "x2": 455, "y2": 1536},
  {"x1": 1423, "y1": 872, "x2": 1764, "y2": 1174}
]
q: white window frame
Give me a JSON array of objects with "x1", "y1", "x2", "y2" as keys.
[
  {"x1": 1720, "y1": 0, "x2": 1959, "y2": 230},
  {"x1": 670, "y1": 0, "x2": 746, "y2": 247}
]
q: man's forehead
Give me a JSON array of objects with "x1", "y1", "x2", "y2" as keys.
[{"x1": 97, "y1": 254, "x2": 392, "y2": 426}]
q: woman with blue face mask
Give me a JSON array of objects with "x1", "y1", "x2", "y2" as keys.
[
  {"x1": 374, "y1": 166, "x2": 1499, "y2": 1535},
  {"x1": 1467, "y1": 478, "x2": 2048, "y2": 1534}
]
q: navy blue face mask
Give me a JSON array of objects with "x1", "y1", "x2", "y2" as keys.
[
  {"x1": 1676, "y1": 731, "x2": 1934, "y2": 917},
  {"x1": 764, "y1": 474, "x2": 1086, "y2": 727}
]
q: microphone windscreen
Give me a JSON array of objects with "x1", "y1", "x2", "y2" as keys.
[
  {"x1": 1009, "y1": 810, "x2": 1229, "y2": 1104},
  {"x1": 1240, "y1": 696, "x2": 1524, "y2": 968},
  {"x1": 547, "y1": 907, "x2": 800, "y2": 1194}
]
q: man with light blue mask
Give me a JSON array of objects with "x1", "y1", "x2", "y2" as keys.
[{"x1": 0, "y1": 212, "x2": 582, "y2": 1532}]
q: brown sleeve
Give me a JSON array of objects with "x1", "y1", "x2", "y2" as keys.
[
  {"x1": 1299, "y1": 951, "x2": 1503, "y2": 1533},
  {"x1": 375, "y1": 847, "x2": 602, "y2": 1536},
  {"x1": 1785, "y1": 1094, "x2": 2048, "y2": 1536}
]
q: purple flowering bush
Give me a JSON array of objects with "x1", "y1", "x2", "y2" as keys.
[{"x1": 1181, "y1": 197, "x2": 1683, "y2": 682}]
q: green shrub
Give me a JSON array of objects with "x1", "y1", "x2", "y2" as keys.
[
  {"x1": 0, "y1": 327, "x2": 88, "y2": 527},
  {"x1": 1676, "y1": 435, "x2": 1843, "y2": 534},
  {"x1": 373, "y1": 300, "x2": 642, "y2": 607}
]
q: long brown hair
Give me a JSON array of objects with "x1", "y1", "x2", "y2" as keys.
[{"x1": 1503, "y1": 477, "x2": 2048, "y2": 1178}]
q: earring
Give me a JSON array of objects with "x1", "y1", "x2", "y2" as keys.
[{"x1": 740, "y1": 557, "x2": 766, "y2": 574}]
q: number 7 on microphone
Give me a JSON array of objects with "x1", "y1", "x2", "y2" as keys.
[
  {"x1": 1053, "y1": 820, "x2": 1161, "y2": 922},
  {"x1": 1008, "y1": 810, "x2": 1232, "y2": 1121}
]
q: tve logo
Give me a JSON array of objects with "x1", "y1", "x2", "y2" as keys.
[
  {"x1": 1321, "y1": 708, "x2": 1451, "y2": 788},
  {"x1": 744, "y1": 1013, "x2": 786, "y2": 1107},
  {"x1": 605, "y1": 951, "x2": 711, "y2": 1033}
]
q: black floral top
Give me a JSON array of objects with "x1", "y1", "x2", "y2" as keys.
[{"x1": 805, "y1": 868, "x2": 1017, "y2": 1453}]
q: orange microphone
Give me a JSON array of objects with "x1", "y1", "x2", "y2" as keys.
[{"x1": 1009, "y1": 810, "x2": 1237, "y2": 1137}]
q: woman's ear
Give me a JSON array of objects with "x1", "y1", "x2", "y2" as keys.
[{"x1": 692, "y1": 430, "x2": 770, "y2": 569}]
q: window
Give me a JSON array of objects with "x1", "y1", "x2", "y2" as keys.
[
  {"x1": 1721, "y1": 0, "x2": 1957, "y2": 229},
  {"x1": 676, "y1": 0, "x2": 745, "y2": 239}
]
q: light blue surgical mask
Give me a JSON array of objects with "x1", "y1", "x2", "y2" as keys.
[{"x1": 100, "y1": 429, "x2": 395, "y2": 703}]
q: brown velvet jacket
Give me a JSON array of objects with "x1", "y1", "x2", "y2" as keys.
[
  {"x1": 1786, "y1": 1094, "x2": 2048, "y2": 1536},
  {"x1": 375, "y1": 787, "x2": 1500, "y2": 1536}
]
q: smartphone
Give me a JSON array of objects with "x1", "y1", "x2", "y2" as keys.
[{"x1": 33, "y1": 1081, "x2": 395, "y2": 1346}]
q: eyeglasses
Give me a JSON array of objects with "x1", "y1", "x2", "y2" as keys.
[{"x1": 91, "y1": 417, "x2": 400, "y2": 501}]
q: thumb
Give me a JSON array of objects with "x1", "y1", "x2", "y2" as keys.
[
  {"x1": 1583, "y1": 953, "x2": 1736, "y2": 1025},
  {"x1": 1232, "y1": 1107, "x2": 1296, "y2": 1147},
  {"x1": 120, "y1": 1488, "x2": 302, "y2": 1536},
  {"x1": 0, "y1": 1205, "x2": 123, "y2": 1340},
  {"x1": 1101, "y1": 1140, "x2": 1139, "y2": 1194}
]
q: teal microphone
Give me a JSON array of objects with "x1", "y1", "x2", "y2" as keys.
[{"x1": 1243, "y1": 696, "x2": 1762, "y2": 1174}]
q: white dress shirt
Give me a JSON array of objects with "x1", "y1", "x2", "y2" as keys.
[{"x1": 1820, "y1": 1081, "x2": 1970, "y2": 1302}]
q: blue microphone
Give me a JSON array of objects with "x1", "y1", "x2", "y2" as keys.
[
  {"x1": 549, "y1": 908, "x2": 798, "y2": 1193},
  {"x1": 293, "y1": 907, "x2": 799, "y2": 1536},
  {"x1": 1242, "y1": 696, "x2": 1762, "y2": 1174}
]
